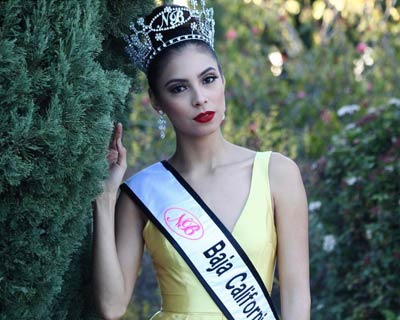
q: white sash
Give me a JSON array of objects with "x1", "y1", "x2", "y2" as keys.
[{"x1": 122, "y1": 161, "x2": 279, "y2": 320}]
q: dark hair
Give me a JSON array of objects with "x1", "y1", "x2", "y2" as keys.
[
  {"x1": 147, "y1": 40, "x2": 222, "y2": 96},
  {"x1": 143, "y1": 5, "x2": 222, "y2": 96}
]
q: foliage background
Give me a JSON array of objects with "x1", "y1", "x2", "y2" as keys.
[
  {"x1": 124, "y1": 0, "x2": 400, "y2": 319},
  {"x1": 1, "y1": 0, "x2": 398, "y2": 319},
  {"x1": 0, "y1": 0, "x2": 153, "y2": 319}
]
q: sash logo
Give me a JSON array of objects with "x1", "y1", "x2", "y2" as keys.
[{"x1": 164, "y1": 207, "x2": 204, "y2": 240}]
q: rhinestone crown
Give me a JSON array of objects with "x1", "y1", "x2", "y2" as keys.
[{"x1": 124, "y1": 0, "x2": 215, "y2": 72}]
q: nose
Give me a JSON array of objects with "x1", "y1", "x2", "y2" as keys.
[{"x1": 191, "y1": 86, "x2": 208, "y2": 107}]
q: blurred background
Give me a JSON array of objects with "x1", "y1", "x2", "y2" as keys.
[
  {"x1": 124, "y1": 0, "x2": 400, "y2": 319},
  {"x1": 1, "y1": 0, "x2": 398, "y2": 319}
]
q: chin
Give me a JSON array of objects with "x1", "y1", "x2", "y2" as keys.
[{"x1": 179, "y1": 124, "x2": 222, "y2": 138}]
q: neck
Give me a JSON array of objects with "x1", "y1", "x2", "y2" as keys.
[{"x1": 169, "y1": 129, "x2": 232, "y2": 174}]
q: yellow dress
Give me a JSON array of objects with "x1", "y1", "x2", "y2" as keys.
[{"x1": 143, "y1": 152, "x2": 277, "y2": 320}]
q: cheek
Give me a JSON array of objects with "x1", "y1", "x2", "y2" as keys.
[
  {"x1": 163, "y1": 98, "x2": 188, "y2": 117},
  {"x1": 211, "y1": 84, "x2": 225, "y2": 103}
]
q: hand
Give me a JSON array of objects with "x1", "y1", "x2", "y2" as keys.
[{"x1": 103, "y1": 122, "x2": 127, "y2": 195}]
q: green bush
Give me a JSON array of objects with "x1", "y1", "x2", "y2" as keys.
[
  {"x1": 0, "y1": 0, "x2": 154, "y2": 318},
  {"x1": 309, "y1": 99, "x2": 400, "y2": 318}
]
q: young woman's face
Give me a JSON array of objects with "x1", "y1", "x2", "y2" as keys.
[{"x1": 152, "y1": 44, "x2": 226, "y2": 138}]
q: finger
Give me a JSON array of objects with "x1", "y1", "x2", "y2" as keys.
[
  {"x1": 115, "y1": 123, "x2": 123, "y2": 151},
  {"x1": 110, "y1": 122, "x2": 120, "y2": 150},
  {"x1": 107, "y1": 149, "x2": 119, "y2": 162},
  {"x1": 117, "y1": 122, "x2": 123, "y2": 137},
  {"x1": 107, "y1": 153, "x2": 119, "y2": 169},
  {"x1": 116, "y1": 124, "x2": 127, "y2": 167}
]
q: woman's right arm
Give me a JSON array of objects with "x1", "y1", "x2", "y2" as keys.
[{"x1": 92, "y1": 123, "x2": 145, "y2": 320}]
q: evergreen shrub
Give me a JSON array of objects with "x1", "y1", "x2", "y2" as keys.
[
  {"x1": 309, "y1": 99, "x2": 400, "y2": 319},
  {"x1": 0, "y1": 0, "x2": 156, "y2": 318}
]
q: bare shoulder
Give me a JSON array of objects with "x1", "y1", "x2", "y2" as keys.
[
  {"x1": 269, "y1": 152, "x2": 302, "y2": 182},
  {"x1": 268, "y1": 152, "x2": 306, "y2": 203}
]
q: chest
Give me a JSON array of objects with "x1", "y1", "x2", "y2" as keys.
[{"x1": 182, "y1": 164, "x2": 254, "y2": 233}]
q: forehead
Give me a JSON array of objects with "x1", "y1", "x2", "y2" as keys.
[{"x1": 160, "y1": 45, "x2": 218, "y2": 80}]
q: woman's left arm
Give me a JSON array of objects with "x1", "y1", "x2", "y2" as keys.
[{"x1": 269, "y1": 152, "x2": 311, "y2": 320}]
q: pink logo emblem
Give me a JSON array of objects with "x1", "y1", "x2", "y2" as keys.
[{"x1": 164, "y1": 207, "x2": 204, "y2": 240}]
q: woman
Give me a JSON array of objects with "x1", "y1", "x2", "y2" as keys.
[{"x1": 93, "y1": 2, "x2": 310, "y2": 320}]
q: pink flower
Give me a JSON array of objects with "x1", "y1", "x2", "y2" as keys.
[
  {"x1": 320, "y1": 109, "x2": 332, "y2": 123},
  {"x1": 226, "y1": 29, "x2": 237, "y2": 40},
  {"x1": 297, "y1": 91, "x2": 306, "y2": 99},
  {"x1": 356, "y1": 42, "x2": 367, "y2": 54},
  {"x1": 248, "y1": 122, "x2": 258, "y2": 133},
  {"x1": 379, "y1": 153, "x2": 392, "y2": 163},
  {"x1": 251, "y1": 26, "x2": 261, "y2": 35},
  {"x1": 367, "y1": 82, "x2": 373, "y2": 91}
]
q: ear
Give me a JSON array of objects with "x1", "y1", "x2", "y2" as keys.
[{"x1": 148, "y1": 88, "x2": 161, "y2": 113}]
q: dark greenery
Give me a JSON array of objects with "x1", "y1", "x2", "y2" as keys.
[
  {"x1": 310, "y1": 99, "x2": 400, "y2": 319},
  {"x1": 0, "y1": 0, "x2": 153, "y2": 319}
]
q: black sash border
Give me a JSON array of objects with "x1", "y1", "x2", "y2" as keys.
[{"x1": 161, "y1": 160, "x2": 279, "y2": 320}]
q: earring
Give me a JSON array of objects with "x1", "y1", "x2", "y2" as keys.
[{"x1": 158, "y1": 110, "x2": 167, "y2": 139}]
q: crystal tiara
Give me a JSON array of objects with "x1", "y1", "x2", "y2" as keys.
[{"x1": 124, "y1": 0, "x2": 215, "y2": 72}]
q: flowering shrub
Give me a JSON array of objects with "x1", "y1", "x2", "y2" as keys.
[
  {"x1": 214, "y1": 0, "x2": 400, "y2": 160},
  {"x1": 309, "y1": 99, "x2": 400, "y2": 318}
]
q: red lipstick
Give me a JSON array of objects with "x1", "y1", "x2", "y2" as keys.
[{"x1": 193, "y1": 111, "x2": 215, "y2": 123}]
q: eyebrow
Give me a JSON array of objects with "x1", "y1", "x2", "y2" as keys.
[{"x1": 163, "y1": 67, "x2": 217, "y2": 88}]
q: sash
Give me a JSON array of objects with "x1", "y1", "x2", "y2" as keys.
[{"x1": 121, "y1": 161, "x2": 279, "y2": 320}]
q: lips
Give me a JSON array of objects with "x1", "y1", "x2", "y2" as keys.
[{"x1": 193, "y1": 111, "x2": 215, "y2": 123}]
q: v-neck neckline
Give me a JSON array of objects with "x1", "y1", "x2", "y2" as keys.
[
  {"x1": 231, "y1": 153, "x2": 258, "y2": 234},
  {"x1": 161, "y1": 152, "x2": 259, "y2": 235}
]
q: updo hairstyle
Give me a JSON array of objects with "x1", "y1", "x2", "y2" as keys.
[{"x1": 144, "y1": 5, "x2": 222, "y2": 97}]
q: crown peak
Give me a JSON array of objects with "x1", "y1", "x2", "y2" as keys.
[{"x1": 124, "y1": 1, "x2": 215, "y2": 72}]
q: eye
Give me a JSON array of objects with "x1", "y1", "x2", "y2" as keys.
[
  {"x1": 169, "y1": 85, "x2": 187, "y2": 94},
  {"x1": 203, "y1": 75, "x2": 218, "y2": 84}
]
